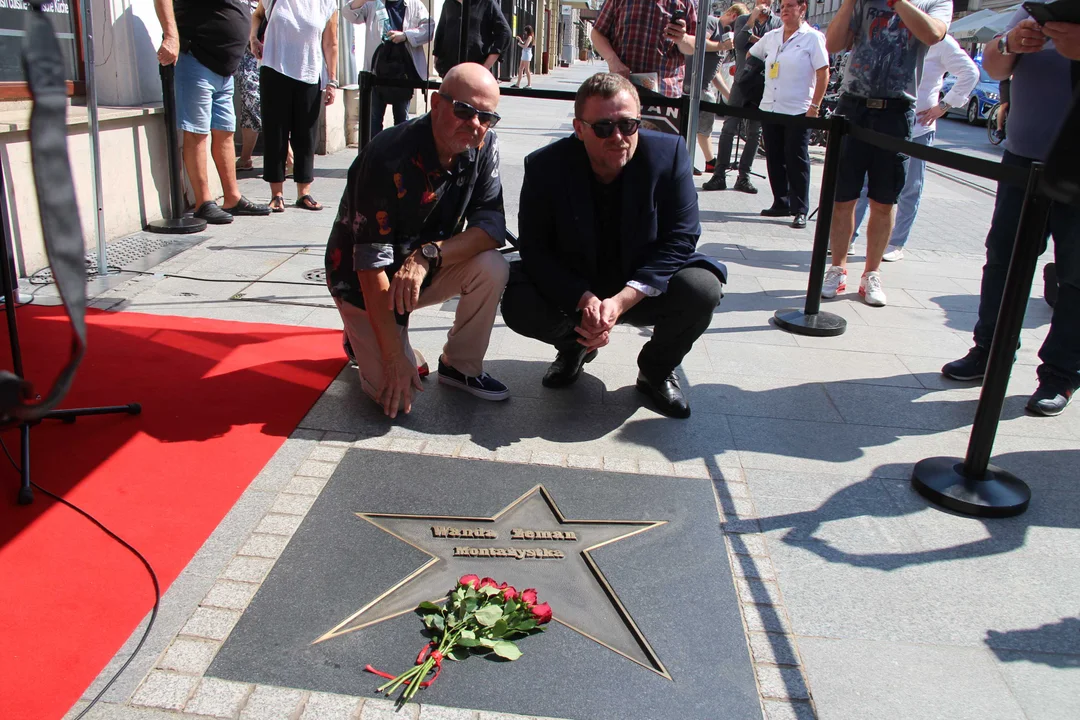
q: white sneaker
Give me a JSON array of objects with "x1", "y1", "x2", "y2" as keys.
[
  {"x1": 859, "y1": 271, "x2": 887, "y2": 307},
  {"x1": 827, "y1": 240, "x2": 858, "y2": 257},
  {"x1": 821, "y1": 266, "x2": 847, "y2": 299},
  {"x1": 882, "y1": 245, "x2": 904, "y2": 262}
]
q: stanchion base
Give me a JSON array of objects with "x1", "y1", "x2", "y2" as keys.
[
  {"x1": 146, "y1": 217, "x2": 207, "y2": 235},
  {"x1": 911, "y1": 457, "x2": 1030, "y2": 518},
  {"x1": 773, "y1": 309, "x2": 847, "y2": 337}
]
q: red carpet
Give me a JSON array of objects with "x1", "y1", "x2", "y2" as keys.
[{"x1": 0, "y1": 305, "x2": 346, "y2": 720}]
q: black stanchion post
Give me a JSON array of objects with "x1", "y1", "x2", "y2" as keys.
[
  {"x1": 911, "y1": 163, "x2": 1051, "y2": 518},
  {"x1": 147, "y1": 63, "x2": 206, "y2": 234},
  {"x1": 358, "y1": 71, "x2": 373, "y2": 152},
  {"x1": 773, "y1": 114, "x2": 847, "y2": 337}
]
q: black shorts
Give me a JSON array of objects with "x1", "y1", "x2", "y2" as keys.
[{"x1": 834, "y1": 95, "x2": 915, "y2": 205}]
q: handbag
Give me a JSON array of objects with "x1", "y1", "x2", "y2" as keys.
[{"x1": 257, "y1": 0, "x2": 277, "y2": 43}]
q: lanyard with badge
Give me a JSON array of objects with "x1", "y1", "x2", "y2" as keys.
[{"x1": 768, "y1": 30, "x2": 800, "y2": 80}]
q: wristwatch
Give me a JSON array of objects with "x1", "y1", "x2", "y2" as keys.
[
  {"x1": 997, "y1": 34, "x2": 1012, "y2": 56},
  {"x1": 420, "y1": 242, "x2": 442, "y2": 269}
]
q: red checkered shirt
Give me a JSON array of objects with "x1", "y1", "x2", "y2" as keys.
[{"x1": 593, "y1": 0, "x2": 698, "y2": 98}]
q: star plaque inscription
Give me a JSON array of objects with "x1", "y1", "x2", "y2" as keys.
[{"x1": 316, "y1": 485, "x2": 670, "y2": 677}]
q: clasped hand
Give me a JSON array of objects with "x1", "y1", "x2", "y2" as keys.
[{"x1": 575, "y1": 294, "x2": 621, "y2": 351}]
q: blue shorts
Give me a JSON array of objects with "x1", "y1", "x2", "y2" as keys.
[
  {"x1": 174, "y1": 52, "x2": 236, "y2": 134},
  {"x1": 834, "y1": 95, "x2": 914, "y2": 205}
]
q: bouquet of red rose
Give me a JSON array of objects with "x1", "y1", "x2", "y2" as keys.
[{"x1": 365, "y1": 574, "x2": 552, "y2": 703}]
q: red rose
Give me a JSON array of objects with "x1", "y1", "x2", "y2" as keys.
[
  {"x1": 479, "y1": 577, "x2": 499, "y2": 589},
  {"x1": 530, "y1": 602, "x2": 553, "y2": 624},
  {"x1": 520, "y1": 588, "x2": 538, "y2": 607},
  {"x1": 459, "y1": 574, "x2": 480, "y2": 589},
  {"x1": 500, "y1": 584, "x2": 518, "y2": 601}
]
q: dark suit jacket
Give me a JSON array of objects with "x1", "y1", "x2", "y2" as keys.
[{"x1": 517, "y1": 129, "x2": 727, "y2": 315}]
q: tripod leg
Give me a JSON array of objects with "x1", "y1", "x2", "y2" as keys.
[
  {"x1": 45, "y1": 403, "x2": 142, "y2": 423},
  {"x1": 18, "y1": 423, "x2": 33, "y2": 505}
]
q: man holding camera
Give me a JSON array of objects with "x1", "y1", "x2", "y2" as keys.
[
  {"x1": 822, "y1": 0, "x2": 952, "y2": 307},
  {"x1": 702, "y1": 1, "x2": 781, "y2": 192},
  {"x1": 691, "y1": 4, "x2": 750, "y2": 176},
  {"x1": 942, "y1": 2, "x2": 1080, "y2": 416}
]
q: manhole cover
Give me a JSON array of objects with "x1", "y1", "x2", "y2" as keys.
[
  {"x1": 303, "y1": 269, "x2": 326, "y2": 283},
  {"x1": 30, "y1": 234, "x2": 194, "y2": 284}
]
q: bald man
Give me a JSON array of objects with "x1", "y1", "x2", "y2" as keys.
[{"x1": 325, "y1": 63, "x2": 509, "y2": 418}]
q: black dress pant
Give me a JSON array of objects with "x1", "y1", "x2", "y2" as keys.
[
  {"x1": 500, "y1": 265, "x2": 723, "y2": 381},
  {"x1": 259, "y1": 66, "x2": 322, "y2": 184},
  {"x1": 762, "y1": 120, "x2": 812, "y2": 215}
]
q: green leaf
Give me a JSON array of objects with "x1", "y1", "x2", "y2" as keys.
[
  {"x1": 456, "y1": 636, "x2": 482, "y2": 647},
  {"x1": 478, "y1": 637, "x2": 497, "y2": 648},
  {"x1": 465, "y1": 597, "x2": 478, "y2": 613},
  {"x1": 460, "y1": 629, "x2": 476, "y2": 641},
  {"x1": 474, "y1": 605, "x2": 503, "y2": 627},
  {"x1": 515, "y1": 619, "x2": 537, "y2": 631},
  {"x1": 447, "y1": 647, "x2": 470, "y2": 661},
  {"x1": 491, "y1": 619, "x2": 509, "y2": 638},
  {"x1": 492, "y1": 641, "x2": 522, "y2": 661},
  {"x1": 417, "y1": 601, "x2": 442, "y2": 612},
  {"x1": 479, "y1": 585, "x2": 501, "y2": 597},
  {"x1": 429, "y1": 614, "x2": 445, "y2": 631}
]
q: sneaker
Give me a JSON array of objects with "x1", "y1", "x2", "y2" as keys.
[
  {"x1": 193, "y1": 200, "x2": 233, "y2": 224},
  {"x1": 859, "y1": 271, "x2": 887, "y2": 307},
  {"x1": 1026, "y1": 380, "x2": 1074, "y2": 416},
  {"x1": 733, "y1": 175, "x2": 758, "y2": 194},
  {"x1": 437, "y1": 357, "x2": 509, "y2": 401},
  {"x1": 821, "y1": 266, "x2": 847, "y2": 299},
  {"x1": 941, "y1": 346, "x2": 988, "y2": 381},
  {"x1": 702, "y1": 174, "x2": 726, "y2": 191},
  {"x1": 827, "y1": 240, "x2": 857, "y2": 257},
  {"x1": 705, "y1": 159, "x2": 717, "y2": 174},
  {"x1": 693, "y1": 167, "x2": 703, "y2": 176},
  {"x1": 882, "y1": 245, "x2": 905, "y2": 262}
]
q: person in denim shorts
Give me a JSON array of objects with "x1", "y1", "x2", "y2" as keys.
[
  {"x1": 821, "y1": 0, "x2": 953, "y2": 307},
  {"x1": 154, "y1": 0, "x2": 269, "y2": 224}
]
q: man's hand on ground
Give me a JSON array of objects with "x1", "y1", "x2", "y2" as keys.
[
  {"x1": 379, "y1": 352, "x2": 423, "y2": 419},
  {"x1": 389, "y1": 254, "x2": 430, "y2": 314},
  {"x1": 1007, "y1": 19, "x2": 1047, "y2": 54},
  {"x1": 1042, "y1": 21, "x2": 1080, "y2": 60},
  {"x1": 157, "y1": 34, "x2": 179, "y2": 65}
]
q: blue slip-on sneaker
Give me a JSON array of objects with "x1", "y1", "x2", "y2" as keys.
[{"x1": 437, "y1": 358, "x2": 509, "y2": 401}]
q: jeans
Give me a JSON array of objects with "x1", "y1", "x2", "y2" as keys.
[
  {"x1": 853, "y1": 131, "x2": 934, "y2": 245},
  {"x1": 174, "y1": 52, "x2": 235, "y2": 134},
  {"x1": 371, "y1": 88, "x2": 410, "y2": 136},
  {"x1": 500, "y1": 265, "x2": 723, "y2": 380},
  {"x1": 762, "y1": 121, "x2": 812, "y2": 215},
  {"x1": 711, "y1": 84, "x2": 761, "y2": 180},
  {"x1": 974, "y1": 151, "x2": 1080, "y2": 388}
]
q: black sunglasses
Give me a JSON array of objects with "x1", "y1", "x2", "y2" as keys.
[
  {"x1": 438, "y1": 93, "x2": 501, "y2": 128},
  {"x1": 579, "y1": 117, "x2": 642, "y2": 139}
]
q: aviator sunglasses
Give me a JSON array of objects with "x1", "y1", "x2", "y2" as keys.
[
  {"x1": 579, "y1": 117, "x2": 643, "y2": 139},
  {"x1": 438, "y1": 93, "x2": 502, "y2": 128}
]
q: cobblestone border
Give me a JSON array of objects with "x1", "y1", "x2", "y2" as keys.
[{"x1": 118, "y1": 432, "x2": 811, "y2": 720}]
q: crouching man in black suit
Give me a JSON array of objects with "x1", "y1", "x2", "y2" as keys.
[{"x1": 500, "y1": 73, "x2": 726, "y2": 418}]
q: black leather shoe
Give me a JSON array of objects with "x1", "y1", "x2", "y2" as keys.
[
  {"x1": 635, "y1": 371, "x2": 690, "y2": 419},
  {"x1": 791, "y1": 213, "x2": 807, "y2": 229},
  {"x1": 702, "y1": 175, "x2": 727, "y2": 191},
  {"x1": 542, "y1": 348, "x2": 598, "y2": 388},
  {"x1": 761, "y1": 205, "x2": 792, "y2": 217}
]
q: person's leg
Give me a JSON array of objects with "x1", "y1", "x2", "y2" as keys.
[
  {"x1": 173, "y1": 53, "x2": 214, "y2": 207},
  {"x1": 888, "y1": 131, "x2": 932, "y2": 249},
  {"x1": 786, "y1": 124, "x2": 812, "y2": 216},
  {"x1": 499, "y1": 265, "x2": 579, "y2": 349},
  {"x1": 240, "y1": 128, "x2": 258, "y2": 166},
  {"x1": 391, "y1": 98, "x2": 409, "y2": 126},
  {"x1": 1033, "y1": 200, "x2": 1080, "y2": 395},
  {"x1": 623, "y1": 266, "x2": 723, "y2": 380},
  {"x1": 333, "y1": 298, "x2": 415, "y2": 410},
  {"x1": 697, "y1": 133, "x2": 714, "y2": 164},
  {"x1": 864, "y1": 201, "x2": 895, "y2": 274},
  {"x1": 972, "y1": 152, "x2": 1041, "y2": 351},
  {"x1": 738, "y1": 119, "x2": 763, "y2": 179},
  {"x1": 292, "y1": 78, "x2": 323, "y2": 202},
  {"x1": 852, "y1": 182, "x2": 871, "y2": 242},
  {"x1": 829, "y1": 200, "x2": 857, "y2": 269},
  {"x1": 208, "y1": 75, "x2": 241, "y2": 207},
  {"x1": 761, "y1": 123, "x2": 789, "y2": 212},
  {"x1": 181, "y1": 132, "x2": 212, "y2": 206},
  {"x1": 259, "y1": 66, "x2": 289, "y2": 202},
  {"x1": 415, "y1": 249, "x2": 509, "y2": 377},
  {"x1": 714, "y1": 115, "x2": 739, "y2": 174},
  {"x1": 525, "y1": 64, "x2": 532, "y2": 86},
  {"x1": 370, "y1": 88, "x2": 389, "y2": 135}
]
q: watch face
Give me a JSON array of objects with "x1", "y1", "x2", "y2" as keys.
[{"x1": 422, "y1": 245, "x2": 437, "y2": 259}]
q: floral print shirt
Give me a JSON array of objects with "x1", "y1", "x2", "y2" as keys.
[{"x1": 325, "y1": 114, "x2": 505, "y2": 324}]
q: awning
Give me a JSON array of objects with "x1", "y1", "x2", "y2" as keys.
[
  {"x1": 948, "y1": 9, "x2": 1001, "y2": 40},
  {"x1": 973, "y1": 8, "x2": 1022, "y2": 42}
]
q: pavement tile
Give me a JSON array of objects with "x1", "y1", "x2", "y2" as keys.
[
  {"x1": 754, "y1": 664, "x2": 810, "y2": 700},
  {"x1": 299, "y1": 692, "x2": 363, "y2": 720},
  {"x1": 360, "y1": 697, "x2": 420, "y2": 719},
  {"x1": 221, "y1": 556, "x2": 275, "y2": 584},
  {"x1": 270, "y1": 493, "x2": 317, "y2": 517},
  {"x1": 130, "y1": 671, "x2": 199, "y2": 711},
  {"x1": 418, "y1": 706, "x2": 479, "y2": 720},
  {"x1": 254, "y1": 513, "x2": 303, "y2": 536},
  {"x1": 181, "y1": 607, "x2": 242, "y2": 642},
  {"x1": 238, "y1": 533, "x2": 290, "y2": 559},
  {"x1": 748, "y1": 632, "x2": 801, "y2": 666},
  {"x1": 201, "y1": 580, "x2": 259, "y2": 611},
  {"x1": 183, "y1": 677, "x2": 251, "y2": 718},
  {"x1": 158, "y1": 637, "x2": 220, "y2": 675},
  {"x1": 239, "y1": 685, "x2": 306, "y2": 719},
  {"x1": 798, "y1": 637, "x2": 1026, "y2": 720},
  {"x1": 993, "y1": 650, "x2": 1080, "y2": 720},
  {"x1": 762, "y1": 700, "x2": 817, "y2": 720}
]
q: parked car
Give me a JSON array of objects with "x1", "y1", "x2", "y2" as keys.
[{"x1": 941, "y1": 64, "x2": 999, "y2": 125}]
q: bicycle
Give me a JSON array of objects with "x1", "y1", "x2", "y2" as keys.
[{"x1": 987, "y1": 102, "x2": 1006, "y2": 146}]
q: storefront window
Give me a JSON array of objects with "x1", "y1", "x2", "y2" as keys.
[{"x1": 1, "y1": 0, "x2": 82, "y2": 94}]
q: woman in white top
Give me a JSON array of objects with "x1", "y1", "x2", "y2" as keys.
[
  {"x1": 512, "y1": 25, "x2": 534, "y2": 89},
  {"x1": 249, "y1": 0, "x2": 339, "y2": 212},
  {"x1": 749, "y1": 0, "x2": 828, "y2": 229}
]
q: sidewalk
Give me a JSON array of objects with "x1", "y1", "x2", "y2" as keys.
[{"x1": 51, "y1": 61, "x2": 1080, "y2": 720}]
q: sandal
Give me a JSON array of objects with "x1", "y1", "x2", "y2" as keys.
[
  {"x1": 236, "y1": 159, "x2": 254, "y2": 171},
  {"x1": 269, "y1": 195, "x2": 286, "y2": 213},
  {"x1": 296, "y1": 194, "x2": 323, "y2": 211}
]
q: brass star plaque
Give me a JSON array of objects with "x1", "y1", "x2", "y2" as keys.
[{"x1": 315, "y1": 485, "x2": 670, "y2": 677}]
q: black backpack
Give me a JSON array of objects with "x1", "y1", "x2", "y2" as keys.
[
  {"x1": 732, "y1": 55, "x2": 766, "y2": 108},
  {"x1": 372, "y1": 40, "x2": 420, "y2": 103}
]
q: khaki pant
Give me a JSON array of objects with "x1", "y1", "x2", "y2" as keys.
[{"x1": 335, "y1": 249, "x2": 509, "y2": 405}]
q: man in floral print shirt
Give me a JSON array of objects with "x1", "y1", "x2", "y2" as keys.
[{"x1": 325, "y1": 63, "x2": 509, "y2": 418}]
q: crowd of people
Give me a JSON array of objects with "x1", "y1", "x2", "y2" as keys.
[{"x1": 151, "y1": 0, "x2": 1078, "y2": 419}]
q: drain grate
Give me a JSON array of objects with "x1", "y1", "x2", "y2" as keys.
[
  {"x1": 303, "y1": 269, "x2": 326, "y2": 283},
  {"x1": 30, "y1": 233, "x2": 199, "y2": 284}
]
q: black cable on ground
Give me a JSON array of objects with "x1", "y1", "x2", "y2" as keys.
[{"x1": 1, "y1": 437, "x2": 161, "y2": 720}]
